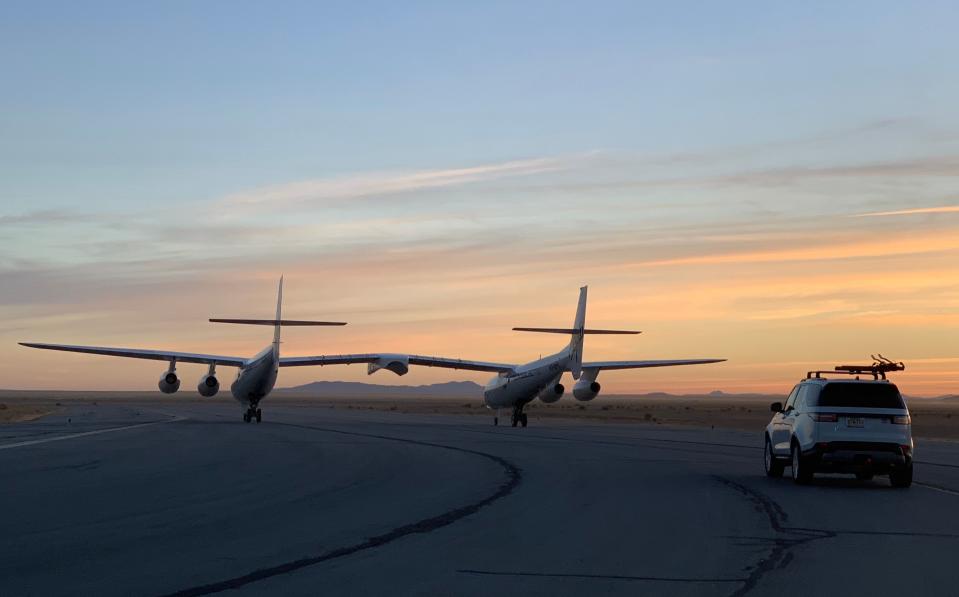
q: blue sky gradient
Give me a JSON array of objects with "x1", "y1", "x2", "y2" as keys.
[{"x1": 4, "y1": 1, "x2": 957, "y2": 209}]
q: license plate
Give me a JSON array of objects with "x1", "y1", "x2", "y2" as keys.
[{"x1": 846, "y1": 417, "x2": 865, "y2": 428}]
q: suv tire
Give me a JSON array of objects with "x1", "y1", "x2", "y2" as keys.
[
  {"x1": 791, "y1": 441, "x2": 813, "y2": 485},
  {"x1": 764, "y1": 436, "x2": 784, "y2": 478},
  {"x1": 890, "y1": 464, "x2": 913, "y2": 488}
]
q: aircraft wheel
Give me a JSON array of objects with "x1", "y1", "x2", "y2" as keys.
[
  {"x1": 520, "y1": 414, "x2": 528, "y2": 427},
  {"x1": 243, "y1": 412, "x2": 251, "y2": 423},
  {"x1": 493, "y1": 417, "x2": 498, "y2": 426},
  {"x1": 511, "y1": 417, "x2": 518, "y2": 427},
  {"x1": 255, "y1": 409, "x2": 262, "y2": 423}
]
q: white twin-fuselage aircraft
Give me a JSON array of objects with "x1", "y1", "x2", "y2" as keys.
[{"x1": 21, "y1": 280, "x2": 725, "y2": 426}]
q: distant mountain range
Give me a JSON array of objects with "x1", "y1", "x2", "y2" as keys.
[{"x1": 278, "y1": 380, "x2": 485, "y2": 397}]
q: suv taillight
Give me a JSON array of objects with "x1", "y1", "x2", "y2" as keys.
[
  {"x1": 811, "y1": 413, "x2": 838, "y2": 422},
  {"x1": 892, "y1": 415, "x2": 911, "y2": 425}
]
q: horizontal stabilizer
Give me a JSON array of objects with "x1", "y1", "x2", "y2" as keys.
[
  {"x1": 580, "y1": 358, "x2": 726, "y2": 371},
  {"x1": 512, "y1": 327, "x2": 641, "y2": 335},
  {"x1": 209, "y1": 319, "x2": 347, "y2": 326}
]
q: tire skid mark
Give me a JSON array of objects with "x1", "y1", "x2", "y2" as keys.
[
  {"x1": 159, "y1": 422, "x2": 523, "y2": 597},
  {"x1": 714, "y1": 476, "x2": 959, "y2": 596},
  {"x1": 713, "y1": 476, "x2": 833, "y2": 596}
]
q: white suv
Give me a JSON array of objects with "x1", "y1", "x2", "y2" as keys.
[{"x1": 763, "y1": 368, "x2": 913, "y2": 487}]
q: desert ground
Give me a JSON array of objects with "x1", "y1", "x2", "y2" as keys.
[{"x1": 2, "y1": 389, "x2": 956, "y2": 440}]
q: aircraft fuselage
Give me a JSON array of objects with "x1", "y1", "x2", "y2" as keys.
[
  {"x1": 230, "y1": 345, "x2": 279, "y2": 407},
  {"x1": 483, "y1": 348, "x2": 570, "y2": 409}
]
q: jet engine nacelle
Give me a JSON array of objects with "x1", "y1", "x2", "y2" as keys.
[
  {"x1": 158, "y1": 371, "x2": 180, "y2": 394},
  {"x1": 538, "y1": 383, "x2": 565, "y2": 404},
  {"x1": 573, "y1": 380, "x2": 601, "y2": 402},
  {"x1": 367, "y1": 354, "x2": 409, "y2": 376},
  {"x1": 197, "y1": 374, "x2": 219, "y2": 397}
]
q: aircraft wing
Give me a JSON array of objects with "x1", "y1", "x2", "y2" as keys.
[
  {"x1": 19, "y1": 342, "x2": 248, "y2": 367},
  {"x1": 407, "y1": 355, "x2": 516, "y2": 373},
  {"x1": 279, "y1": 354, "x2": 383, "y2": 367},
  {"x1": 280, "y1": 353, "x2": 515, "y2": 373},
  {"x1": 580, "y1": 358, "x2": 726, "y2": 371}
]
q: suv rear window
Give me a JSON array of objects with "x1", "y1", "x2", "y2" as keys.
[{"x1": 815, "y1": 383, "x2": 904, "y2": 409}]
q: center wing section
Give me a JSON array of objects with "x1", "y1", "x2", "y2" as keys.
[
  {"x1": 579, "y1": 358, "x2": 726, "y2": 371},
  {"x1": 279, "y1": 354, "x2": 384, "y2": 367},
  {"x1": 407, "y1": 355, "x2": 515, "y2": 373},
  {"x1": 279, "y1": 354, "x2": 516, "y2": 374},
  {"x1": 19, "y1": 342, "x2": 248, "y2": 367}
]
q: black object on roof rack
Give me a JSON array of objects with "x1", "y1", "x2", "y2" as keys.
[{"x1": 807, "y1": 354, "x2": 905, "y2": 380}]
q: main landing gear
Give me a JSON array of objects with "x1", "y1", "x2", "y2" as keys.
[
  {"x1": 511, "y1": 405, "x2": 528, "y2": 428},
  {"x1": 243, "y1": 403, "x2": 262, "y2": 424},
  {"x1": 492, "y1": 406, "x2": 528, "y2": 427}
]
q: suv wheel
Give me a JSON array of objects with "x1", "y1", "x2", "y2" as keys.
[
  {"x1": 764, "y1": 436, "x2": 784, "y2": 478},
  {"x1": 890, "y1": 464, "x2": 913, "y2": 488},
  {"x1": 791, "y1": 441, "x2": 813, "y2": 485}
]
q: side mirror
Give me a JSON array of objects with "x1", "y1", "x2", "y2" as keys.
[{"x1": 770, "y1": 402, "x2": 783, "y2": 413}]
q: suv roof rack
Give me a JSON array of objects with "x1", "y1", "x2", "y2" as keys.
[{"x1": 807, "y1": 354, "x2": 905, "y2": 381}]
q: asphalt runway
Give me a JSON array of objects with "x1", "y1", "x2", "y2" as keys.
[{"x1": 2, "y1": 402, "x2": 958, "y2": 597}]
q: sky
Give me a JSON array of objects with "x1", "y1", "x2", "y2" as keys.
[{"x1": 1, "y1": 1, "x2": 957, "y2": 396}]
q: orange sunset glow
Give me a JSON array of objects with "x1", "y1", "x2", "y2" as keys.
[{"x1": 2, "y1": 148, "x2": 957, "y2": 396}]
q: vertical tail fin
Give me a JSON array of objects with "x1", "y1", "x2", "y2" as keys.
[
  {"x1": 510, "y1": 286, "x2": 639, "y2": 377},
  {"x1": 569, "y1": 286, "x2": 587, "y2": 379},
  {"x1": 573, "y1": 285, "x2": 587, "y2": 331},
  {"x1": 273, "y1": 276, "x2": 283, "y2": 347}
]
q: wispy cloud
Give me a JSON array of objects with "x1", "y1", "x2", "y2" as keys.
[
  {"x1": 632, "y1": 230, "x2": 959, "y2": 267},
  {"x1": 854, "y1": 205, "x2": 959, "y2": 218},
  {"x1": 0, "y1": 209, "x2": 83, "y2": 227},
  {"x1": 219, "y1": 155, "x2": 577, "y2": 210}
]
